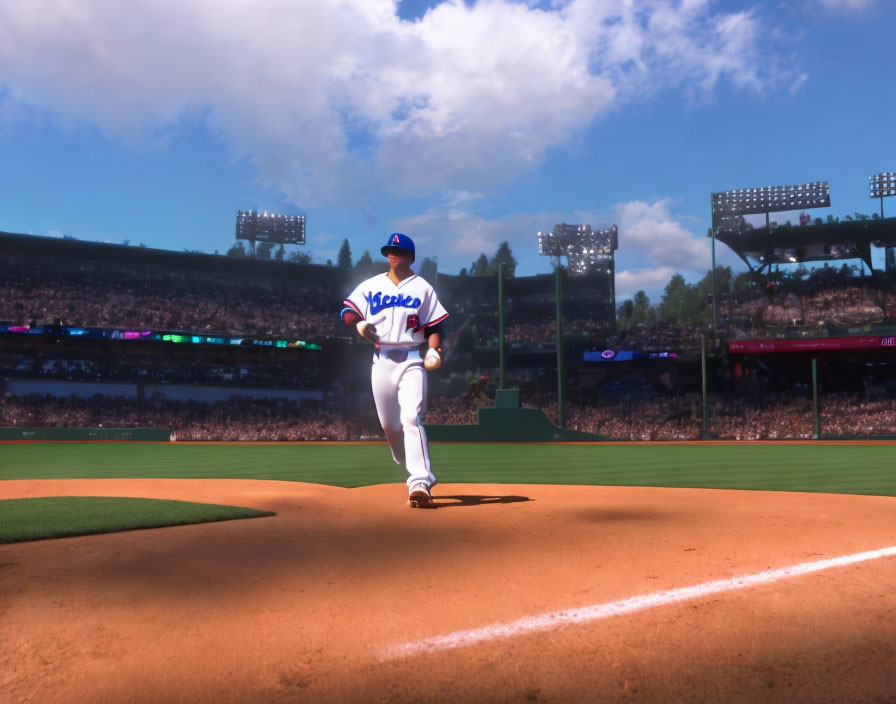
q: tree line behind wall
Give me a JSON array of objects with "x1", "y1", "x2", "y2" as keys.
[{"x1": 617, "y1": 267, "x2": 734, "y2": 331}]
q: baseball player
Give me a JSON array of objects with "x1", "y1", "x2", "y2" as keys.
[{"x1": 340, "y1": 233, "x2": 449, "y2": 508}]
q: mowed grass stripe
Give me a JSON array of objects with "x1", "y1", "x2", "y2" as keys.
[
  {"x1": 0, "y1": 496, "x2": 275, "y2": 543},
  {"x1": 441, "y1": 443, "x2": 896, "y2": 496},
  {"x1": 1, "y1": 442, "x2": 895, "y2": 496},
  {"x1": 0, "y1": 443, "x2": 379, "y2": 484}
]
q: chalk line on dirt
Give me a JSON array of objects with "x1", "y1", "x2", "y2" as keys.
[{"x1": 386, "y1": 544, "x2": 896, "y2": 658}]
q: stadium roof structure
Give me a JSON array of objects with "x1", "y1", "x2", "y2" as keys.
[
  {"x1": 715, "y1": 216, "x2": 896, "y2": 273},
  {"x1": 711, "y1": 182, "x2": 830, "y2": 233},
  {"x1": 0, "y1": 231, "x2": 332, "y2": 284}
]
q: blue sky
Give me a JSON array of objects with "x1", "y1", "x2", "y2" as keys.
[{"x1": 1, "y1": 0, "x2": 894, "y2": 301}]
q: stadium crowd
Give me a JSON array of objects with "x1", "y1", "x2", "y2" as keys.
[
  {"x1": 0, "y1": 394, "x2": 369, "y2": 441},
  {"x1": 726, "y1": 287, "x2": 884, "y2": 330},
  {"x1": 4, "y1": 388, "x2": 895, "y2": 441},
  {"x1": 7, "y1": 242, "x2": 896, "y2": 352},
  {"x1": 3, "y1": 355, "x2": 320, "y2": 388},
  {"x1": 1, "y1": 255, "x2": 348, "y2": 340},
  {"x1": 422, "y1": 395, "x2": 478, "y2": 425},
  {"x1": 5, "y1": 236, "x2": 896, "y2": 443},
  {"x1": 802, "y1": 285, "x2": 883, "y2": 326},
  {"x1": 615, "y1": 323, "x2": 704, "y2": 350},
  {"x1": 488, "y1": 314, "x2": 615, "y2": 347},
  {"x1": 530, "y1": 391, "x2": 896, "y2": 440},
  {"x1": 3, "y1": 252, "x2": 624, "y2": 349},
  {"x1": 723, "y1": 267, "x2": 896, "y2": 336}
]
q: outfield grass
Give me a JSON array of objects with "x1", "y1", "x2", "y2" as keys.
[
  {"x1": 1, "y1": 442, "x2": 895, "y2": 496},
  {"x1": 0, "y1": 496, "x2": 275, "y2": 543}
]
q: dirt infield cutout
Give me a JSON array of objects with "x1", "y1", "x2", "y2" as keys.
[{"x1": 2, "y1": 478, "x2": 896, "y2": 703}]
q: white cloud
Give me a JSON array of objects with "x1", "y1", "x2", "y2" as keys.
[
  {"x1": 392, "y1": 196, "x2": 737, "y2": 301},
  {"x1": 614, "y1": 198, "x2": 710, "y2": 272},
  {"x1": 0, "y1": 0, "x2": 789, "y2": 207},
  {"x1": 391, "y1": 208, "x2": 556, "y2": 264},
  {"x1": 611, "y1": 198, "x2": 748, "y2": 299},
  {"x1": 615, "y1": 266, "x2": 678, "y2": 301}
]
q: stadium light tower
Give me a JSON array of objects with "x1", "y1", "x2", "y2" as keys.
[
  {"x1": 236, "y1": 210, "x2": 306, "y2": 256},
  {"x1": 869, "y1": 172, "x2": 896, "y2": 218},
  {"x1": 708, "y1": 180, "x2": 831, "y2": 339},
  {"x1": 711, "y1": 181, "x2": 831, "y2": 234},
  {"x1": 537, "y1": 223, "x2": 618, "y2": 274},
  {"x1": 870, "y1": 172, "x2": 896, "y2": 272},
  {"x1": 537, "y1": 222, "x2": 618, "y2": 430}
]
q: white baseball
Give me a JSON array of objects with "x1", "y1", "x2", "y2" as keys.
[{"x1": 424, "y1": 348, "x2": 441, "y2": 370}]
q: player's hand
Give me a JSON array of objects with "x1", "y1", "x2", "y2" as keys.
[
  {"x1": 356, "y1": 320, "x2": 379, "y2": 343},
  {"x1": 424, "y1": 347, "x2": 442, "y2": 370}
]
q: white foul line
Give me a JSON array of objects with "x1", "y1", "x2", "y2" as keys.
[{"x1": 386, "y1": 544, "x2": 896, "y2": 658}]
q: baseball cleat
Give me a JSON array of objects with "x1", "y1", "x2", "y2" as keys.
[{"x1": 408, "y1": 482, "x2": 434, "y2": 508}]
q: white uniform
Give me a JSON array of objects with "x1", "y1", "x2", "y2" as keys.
[{"x1": 343, "y1": 272, "x2": 449, "y2": 488}]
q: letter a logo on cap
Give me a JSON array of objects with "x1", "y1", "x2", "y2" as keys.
[{"x1": 381, "y1": 232, "x2": 415, "y2": 258}]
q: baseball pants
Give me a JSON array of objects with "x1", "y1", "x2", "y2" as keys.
[{"x1": 370, "y1": 347, "x2": 436, "y2": 488}]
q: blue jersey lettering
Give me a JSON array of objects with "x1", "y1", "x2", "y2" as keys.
[{"x1": 365, "y1": 291, "x2": 422, "y2": 315}]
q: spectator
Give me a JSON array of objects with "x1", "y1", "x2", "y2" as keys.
[{"x1": 5, "y1": 388, "x2": 893, "y2": 440}]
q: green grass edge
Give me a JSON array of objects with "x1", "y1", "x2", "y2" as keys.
[
  {"x1": 0, "y1": 495, "x2": 275, "y2": 544},
  {"x1": 1, "y1": 442, "x2": 895, "y2": 497}
]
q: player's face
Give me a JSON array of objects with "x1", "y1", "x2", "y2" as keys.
[{"x1": 387, "y1": 249, "x2": 414, "y2": 270}]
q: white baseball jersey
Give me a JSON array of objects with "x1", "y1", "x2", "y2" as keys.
[
  {"x1": 342, "y1": 271, "x2": 448, "y2": 491},
  {"x1": 343, "y1": 273, "x2": 449, "y2": 347}
]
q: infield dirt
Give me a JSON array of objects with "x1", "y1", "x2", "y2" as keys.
[{"x1": 2, "y1": 479, "x2": 896, "y2": 703}]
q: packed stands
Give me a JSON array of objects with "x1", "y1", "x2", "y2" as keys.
[
  {"x1": 723, "y1": 267, "x2": 896, "y2": 337},
  {"x1": 5, "y1": 231, "x2": 896, "y2": 442},
  {"x1": 535, "y1": 391, "x2": 896, "y2": 441},
  {"x1": 0, "y1": 252, "x2": 347, "y2": 340},
  {"x1": 5, "y1": 387, "x2": 895, "y2": 441},
  {"x1": 2, "y1": 351, "x2": 320, "y2": 389},
  {"x1": 616, "y1": 323, "x2": 704, "y2": 350},
  {"x1": 0, "y1": 394, "x2": 366, "y2": 441}
]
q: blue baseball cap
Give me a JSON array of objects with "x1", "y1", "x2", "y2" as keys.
[{"x1": 381, "y1": 232, "x2": 415, "y2": 258}]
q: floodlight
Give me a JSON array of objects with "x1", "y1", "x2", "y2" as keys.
[
  {"x1": 712, "y1": 181, "x2": 830, "y2": 215},
  {"x1": 236, "y1": 210, "x2": 306, "y2": 245},
  {"x1": 711, "y1": 181, "x2": 830, "y2": 232},
  {"x1": 870, "y1": 172, "x2": 896, "y2": 199},
  {"x1": 537, "y1": 223, "x2": 617, "y2": 274},
  {"x1": 538, "y1": 230, "x2": 563, "y2": 257}
]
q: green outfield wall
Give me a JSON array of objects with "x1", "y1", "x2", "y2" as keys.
[
  {"x1": 425, "y1": 408, "x2": 606, "y2": 442},
  {"x1": 820, "y1": 433, "x2": 896, "y2": 441},
  {"x1": 0, "y1": 427, "x2": 171, "y2": 441},
  {"x1": 425, "y1": 392, "x2": 607, "y2": 442}
]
